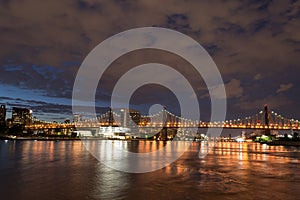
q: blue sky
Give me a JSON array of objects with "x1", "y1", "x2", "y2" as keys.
[{"x1": 0, "y1": 0, "x2": 299, "y2": 121}]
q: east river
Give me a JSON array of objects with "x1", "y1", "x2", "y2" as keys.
[{"x1": 0, "y1": 140, "x2": 299, "y2": 200}]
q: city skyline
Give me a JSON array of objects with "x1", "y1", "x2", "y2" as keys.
[
  {"x1": 0, "y1": 0, "x2": 299, "y2": 122},
  {"x1": 1, "y1": 2, "x2": 300, "y2": 199}
]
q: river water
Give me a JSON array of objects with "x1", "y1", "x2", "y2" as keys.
[{"x1": 0, "y1": 140, "x2": 299, "y2": 200}]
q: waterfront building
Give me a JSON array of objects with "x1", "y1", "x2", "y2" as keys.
[
  {"x1": 0, "y1": 105, "x2": 6, "y2": 124},
  {"x1": 12, "y1": 107, "x2": 32, "y2": 125},
  {"x1": 120, "y1": 108, "x2": 141, "y2": 127},
  {"x1": 130, "y1": 109, "x2": 141, "y2": 125}
]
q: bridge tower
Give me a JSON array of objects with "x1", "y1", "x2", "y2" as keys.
[
  {"x1": 108, "y1": 107, "x2": 114, "y2": 126},
  {"x1": 160, "y1": 106, "x2": 168, "y2": 140},
  {"x1": 264, "y1": 105, "x2": 271, "y2": 135}
]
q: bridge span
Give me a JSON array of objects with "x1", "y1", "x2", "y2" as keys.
[{"x1": 26, "y1": 106, "x2": 300, "y2": 131}]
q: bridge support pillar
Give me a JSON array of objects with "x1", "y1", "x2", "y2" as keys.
[
  {"x1": 160, "y1": 127, "x2": 168, "y2": 141},
  {"x1": 264, "y1": 105, "x2": 271, "y2": 136}
]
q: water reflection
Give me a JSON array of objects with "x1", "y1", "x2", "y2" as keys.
[
  {"x1": 0, "y1": 140, "x2": 300, "y2": 200},
  {"x1": 82, "y1": 140, "x2": 192, "y2": 173},
  {"x1": 92, "y1": 163, "x2": 130, "y2": 200}
]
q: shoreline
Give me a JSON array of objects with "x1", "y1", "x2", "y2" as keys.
[
  {"x1": 2, "y1": 135, "x2": 300, "y2": 147},
  {"x1": 266, "y1": 140, "x2": 300, "y2": 147},
  {"x1": 0, "y1": 135, "x2": 81, "y2": 141},
  {"x1": 0, "y1": 135, "x2": 160, "y2": 141}
]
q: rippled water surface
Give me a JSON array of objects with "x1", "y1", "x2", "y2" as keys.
[{"x1": 0, "y1": 140, "x2": 299, "y2": 200}]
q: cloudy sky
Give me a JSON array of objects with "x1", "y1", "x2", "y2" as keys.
[{"x1": 0, "y1": 0, "x2": 299, "y2": 121}]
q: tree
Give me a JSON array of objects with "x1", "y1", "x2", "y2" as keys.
[
  {"x1": 8, "y1": 124, "x2": 24, "y2": 135},
  {"x1": 0, "y1": 123, "x2": 8, "y2": 135}
]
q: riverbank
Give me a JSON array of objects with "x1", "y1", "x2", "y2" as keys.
[
  {"x1": 0, "y1": 135, "x2": 81, "y2": 141},
  {"x1": 0, "y1": 135, "x2": 156, "y2": 141},
  {"x1": 266, "y1": 140, "x2": 300, "y2": 147},
  {"x1": 3, "y1": 135, "x2": 300, "y2": 147}
]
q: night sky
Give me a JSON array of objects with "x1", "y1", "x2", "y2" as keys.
[{"x1": 0, "y1": 0, "x2": 299, "y2": 122}]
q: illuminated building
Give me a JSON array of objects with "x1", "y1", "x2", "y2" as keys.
[
  {"x1": 120, "y1": 108, "x2": 141, "y2": 127},
  {"x1": 0, "y1": 105, "x2": 6, "y2": 124},
  {"x1": 96, "y1": 108, "x2": 141, "y2": 139},
  {"x1": 130, "y1": 109, "x2": 141, "y2": 125},
  {"x1": 73, "y1": 114, "x2": 81, "y2": 122},
  {"x1": 12, "y1": 107, "x2": 32, "y2": 125}
]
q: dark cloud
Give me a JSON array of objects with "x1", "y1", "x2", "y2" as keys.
[
  {"x1": 0, "y1": 0, "x2": 299, "y2": 121},
  {"x1": 277, "y1": 83, "x2": 293, "y2": 93},
  {"x1": 77, "y1": 0, "x2": 102, "y2": 10},
  {"x1": 167, "y1": 14, "x2": 190, "y2": 30},
  {"x1": 0, "y1": 96, "x2": 111, "y2": 121}
]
